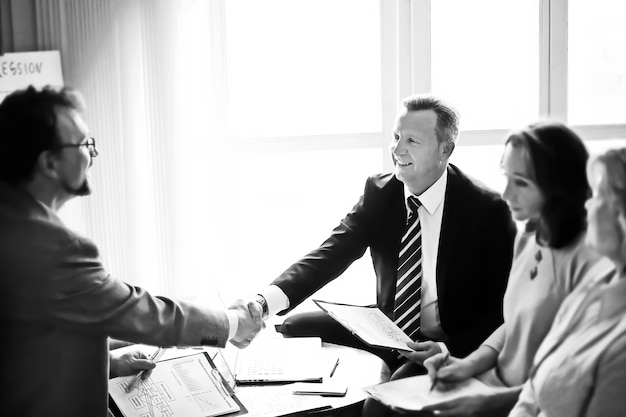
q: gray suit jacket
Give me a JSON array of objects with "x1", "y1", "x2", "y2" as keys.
[{"x1": 0, "y1": 182, "x2": 229, "y2": 417}]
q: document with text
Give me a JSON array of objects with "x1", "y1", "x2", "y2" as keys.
[
  {"x1": 313, "y1": 299, "x2": 413, "y2": 351},
  {"x1": 109, "y1": 352, "x2": 245, "y2": 417},
  {"x1": 364, "y1": 375, "x2": 493, "y2": 412}
]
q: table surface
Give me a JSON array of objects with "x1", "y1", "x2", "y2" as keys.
[
  {"x1": 230, "y1": 341, "x2": 390, "y2": 417},
  {"x1": 110, "y1": 326, "x2": 390, "y2": 417},
  {"x1": 110, "y1": 339, "x2": 389, "y2": 417}
]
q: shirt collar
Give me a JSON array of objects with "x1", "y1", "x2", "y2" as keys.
[{"x1": 403, "y1": 169, "x2": 448, "y2": 217}]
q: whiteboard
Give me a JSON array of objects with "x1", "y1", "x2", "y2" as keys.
[{"x1": 0, "y1": 51, "x2": 64, "y2": 102}]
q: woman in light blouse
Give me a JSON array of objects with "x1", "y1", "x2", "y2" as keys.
[
  {"x1": 418, "y1": 122, "x2": 615, "y2": 417},
  {"x1": 508, "y1": 148, "x2": 626, "y2": 417}
]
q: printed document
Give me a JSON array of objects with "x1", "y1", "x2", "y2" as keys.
[
  {"x1": 109, "y1": 353, "x2": 242, "y2": 417},
  {"x1": 313, "y1": 300, "x2": 413, "y2": 351},
  {"x1": 365, "y1": 375, "x2": 493, "y2": 412}
]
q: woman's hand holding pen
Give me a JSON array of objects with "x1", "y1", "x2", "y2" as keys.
[{"x1": 423, "y1": 353, "x2": 474, "y2": 390}]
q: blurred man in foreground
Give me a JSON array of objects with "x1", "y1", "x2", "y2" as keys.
[{"x1": 0, "y1": 86, "x2": 262, "y2": 417}]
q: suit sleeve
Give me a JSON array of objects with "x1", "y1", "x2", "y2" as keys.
[
  {"x1": 271, "y1": 179, "x2": 374, "y2": 313},
  {"x1": 36, "y1": 234, "x2": 230, "y2": 348}
]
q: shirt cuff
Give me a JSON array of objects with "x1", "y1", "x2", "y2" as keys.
[
  {"x1": 226, "y1": 310, "x2": 239, "y2": 340},
  {"x1": 259, "y1": 285, "x2": 290, "y2": 317}
]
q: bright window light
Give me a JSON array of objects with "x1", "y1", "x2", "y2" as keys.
[
  {"x1": 225, "y1": 0, "x2": 382, "y2": 138},
  {"x1": 431, "y1": 0, "x2": 540, "y2": 131},
  {"x1": 568, "y1": 0, "x2": 626, "y2": 125},
  {"x1": 220, "y1": 148, "x2": 383, "y2": 308}
]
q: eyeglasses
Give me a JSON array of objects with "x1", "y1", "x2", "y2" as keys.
[{"x1": 57, "y1": 137, "x2": 99, "y2": 158}]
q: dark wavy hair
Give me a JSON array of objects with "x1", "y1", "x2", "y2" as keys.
[
  {"x1": 505, "y1": 121, "x2": 589, "y2": 249},
  {"x1": 0, "y1": 85, "x2": 84, "y2": 184}
]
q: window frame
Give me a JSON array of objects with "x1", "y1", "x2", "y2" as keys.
[{"x1": 222, "y1": 0, "x2": 625, "y2": 172}]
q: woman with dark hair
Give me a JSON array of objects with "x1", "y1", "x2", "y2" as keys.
[
  {"x1": 509, "y1": 148, "x2": 626, "y2": 416},
  {"x1": 413, "y1": 122, "x2": 615, "y2": 416}
]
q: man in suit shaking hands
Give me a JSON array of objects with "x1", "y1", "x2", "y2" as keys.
[
  {"x1": 247, "y1": 94, "x2": 516, "y2": 376},
  {"x1": 0, "y1": 86, "x2": 262, "y2": 417}
]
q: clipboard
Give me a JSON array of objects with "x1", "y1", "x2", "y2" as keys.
[
  {"x1": 313, "y1": 299, "x2": 413, "y2": 351},
  {"x1": 109, "y1": 352, "x2": 247, "y2": 417}
]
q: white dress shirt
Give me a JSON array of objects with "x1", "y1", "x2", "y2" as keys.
[{"x1": 403, "y1": 170, "x2": 448, "y2": 344}]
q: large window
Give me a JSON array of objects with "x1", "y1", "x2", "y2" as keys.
[
  {"x1": 225, "y1": 0, "x2": 382, "y2": 138},
  {"x1": 47, "y1": 0, "x2": 626, "y2": 313},
  {"x1": 568, "y1": 0, "x2": 626, "y2": 125},
  {"x1": 215, "y1": 0, "x2": 625, "y2": 311},
  {"x1": 431, "y1": 0, "x2": 540, "y2": 130}
]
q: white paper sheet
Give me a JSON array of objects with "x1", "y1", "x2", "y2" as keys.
[
  {"x1": 314, "y1": 300, "x2": 413, "y2": 351},
  {"x1": 365, "y1": 374, "x2": 493, "y2": 412},
  {"x1": 109, "y1": 353, "x2": 240, "y2": 417}
]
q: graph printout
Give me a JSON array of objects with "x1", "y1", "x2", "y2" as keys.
[
  {"x1": 109, "y1": 353, "x2": 240, "y2": 417},
  {"x1": 313, "y1": 300, "x2": 413, "y2": 351}
]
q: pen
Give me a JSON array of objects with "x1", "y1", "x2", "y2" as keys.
[
  {"x1": 125, "y1": 347, "x2": 163, "y2": 393},
  {"x1": 429, "y1": 352, "x2": 449, "y2": 393},
  {"x1": 329, "y1": 358, "x2": 340, "y2": 377}
]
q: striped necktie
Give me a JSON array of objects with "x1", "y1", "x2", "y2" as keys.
[{"x1": 394, "y1": 196, "x2": 422, "y2": 341}]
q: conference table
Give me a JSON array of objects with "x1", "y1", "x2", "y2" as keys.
[
  {"x1": 233, "y1": 341, "x2": 390, "y2": 417},
  {"x1": 110, "y1": 339, "x2": 390, "y2": 417},
  {"x1": 314, "y1": 342, "x2": 391, "y2": 416}
]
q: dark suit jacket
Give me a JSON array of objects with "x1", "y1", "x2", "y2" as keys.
[
  {"x1": 272, "y1": 164, "x2": 517, "y2": 357},
  {"x1": 0, "y1": 183, "x2": 231, "y2": 417}
]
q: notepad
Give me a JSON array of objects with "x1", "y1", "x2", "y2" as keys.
[
  {"x1": 291, "y1": 382, "x2": 348, "y2": 397},
  {"x1": 233, "y1": 337, "x2": 326, "y2": 384}
]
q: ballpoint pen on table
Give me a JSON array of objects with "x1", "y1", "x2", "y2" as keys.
[
  {"x1": 429, "y1": 352, "x2": 450, "y2": 393},
  {"x1": 329, "y1": 358, "x2": 340, "y2": 377},
  {"x1": 125, "y1": 347, "x2": 164, "y2": 393}
]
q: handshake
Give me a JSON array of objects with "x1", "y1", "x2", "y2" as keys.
[{"x1": 227, "y1": 297, "x2": 269, "y2": 349}]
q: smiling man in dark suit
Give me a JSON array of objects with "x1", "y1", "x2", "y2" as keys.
[{"x1": 247, "y1": 94, "x2": 516, "y2": 377}]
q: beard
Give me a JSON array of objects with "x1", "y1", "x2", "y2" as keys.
[{"x1": 61, "y1": 178, "x2": 92, "y2": 196}]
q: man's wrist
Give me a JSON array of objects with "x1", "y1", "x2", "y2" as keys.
[{"x1": 254, "y1": 294, "x2": 269, "y2": 319}]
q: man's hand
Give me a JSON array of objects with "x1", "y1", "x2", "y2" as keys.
[
  {"x1": 229, "y1": 299, "x2": 265, "y2": 348},
  {"x1": 109, "y1": 351, "x2": 156, "y2": 379},
  {"x1": 399, "y1": 340, "x2": 442, "y2": 365},
  {"x1": 247, "y1": 297, "x2": 265, "y2": 326}
]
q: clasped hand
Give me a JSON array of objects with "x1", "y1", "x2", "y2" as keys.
[{"x1": 228, "y1": 299, "x2": 265, "y2": 348}]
